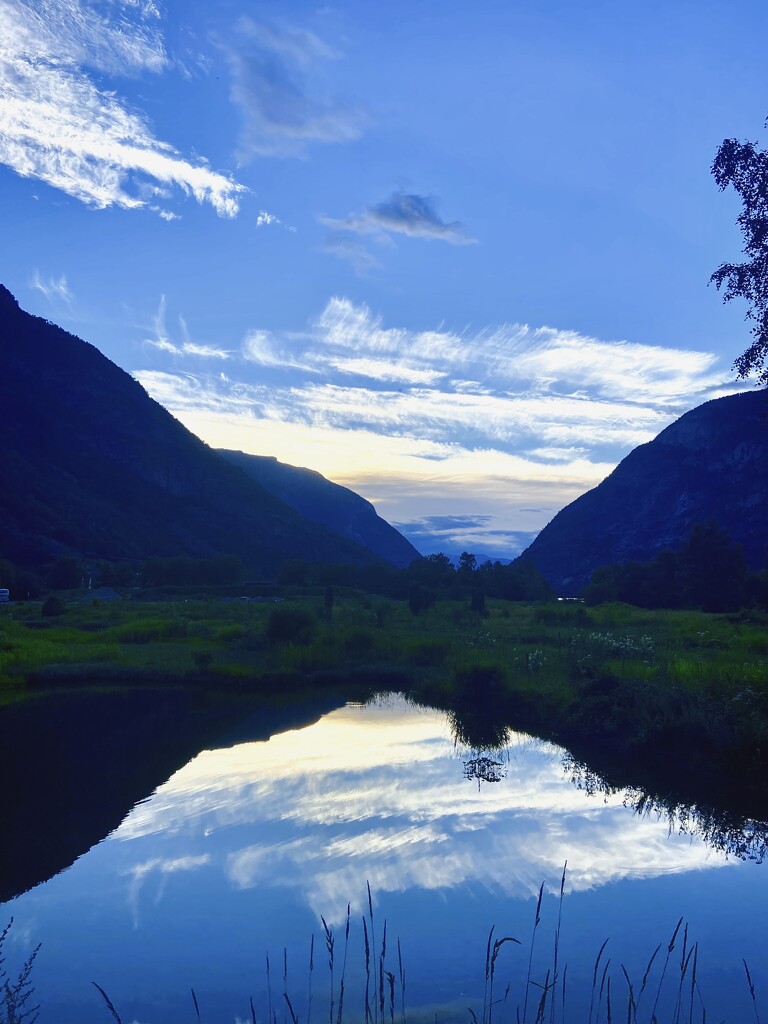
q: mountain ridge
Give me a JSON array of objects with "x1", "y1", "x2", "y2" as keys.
[
  {"x1": 521, "y1": 390, "x2": 768, "y2": 594},
  {"x1": 218, "y1": 450, "x2": 420, "y2": 568},
  {"x1": 0, "y1": 286, "x2": 396, "y2": 574}
]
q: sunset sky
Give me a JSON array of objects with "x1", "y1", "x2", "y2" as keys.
[{"x1": 1, "y1": 0, "x2": 765, "y2": 557}]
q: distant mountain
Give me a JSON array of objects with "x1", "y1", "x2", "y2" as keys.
[
  {"x1": 522, "y1": 390, "x2": 768, "y2": 594},
  {"x1": 218, "y1": 450, "x2": 419, "y2": 568},
  {"x1": 0, "y1": 285, "x2": 385, "y2": 574}
]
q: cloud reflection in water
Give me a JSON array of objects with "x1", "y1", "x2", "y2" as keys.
[{"x1": 113, "y1": 697, "x2": 730, "y2": 925}]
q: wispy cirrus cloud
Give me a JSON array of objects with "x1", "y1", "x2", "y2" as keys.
[
  {"x1": 321, "y1": 192, "x2": 476, "y2": 245},
  {"x1": 30, "y1": 270, "x2": 72, "y2": 302},
  {"x1": 134, "y1": 296, "x2": 741, "y2": 554},
  {"x1": 224, "y1": 18, "x2": 365, "y2": 160},
  {"x1": 144, "y1": 296, "x2": 230, "y2": 359},
  {"x1": 0, "y1": 0, "x2": 244, "y2": 216}
]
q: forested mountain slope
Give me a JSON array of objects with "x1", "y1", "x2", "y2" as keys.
[
  {"x1": 219, "y1": 450, "x2": 419, "y2": 568},
  {"x1": 0, "y1": 285, "x2": 382, "y2": 574},
  {"x1": 522, "y1": 390, "x2": 768, "y2": 594}
]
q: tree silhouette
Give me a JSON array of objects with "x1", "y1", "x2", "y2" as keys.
[{"x1": 710, "y1": 116, "x2": 768, "y2": 383}]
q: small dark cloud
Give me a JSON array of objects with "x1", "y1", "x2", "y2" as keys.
[
  {"x1": 225, "y1": 19, "x2": 365, "y2": 160},
  {"x1": 321, "y1": 192, "x2": 476, "y2": 245},
  {"x1": 398, "y1": 515, "x2": 494, "y2": 536}
]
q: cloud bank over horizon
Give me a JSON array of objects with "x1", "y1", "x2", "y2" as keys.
[{"x1": 134, "y1": 297, "x2": 742, "y2": 557}]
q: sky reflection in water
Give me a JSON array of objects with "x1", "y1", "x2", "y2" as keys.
[
  {"x1": 115, "y1": 697, "x2": 729, "y2": 925},
  {"x1": 6, "y1": 695, "x2": 766, "y2": 1023}
]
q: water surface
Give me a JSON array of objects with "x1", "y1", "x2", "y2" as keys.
[{"x1": 3, "y1": 694, "x2": 766, "y2": 1023}]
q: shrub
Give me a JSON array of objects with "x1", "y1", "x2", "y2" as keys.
[
  {"x1": 265, "y1": 605, "x2": 316, "y2": 646},
  {"x1": 41, "y1": 595, "x2": 67, "y2": 617}
]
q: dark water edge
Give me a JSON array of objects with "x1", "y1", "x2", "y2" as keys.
[{"x1": 0, "y1": 687, "x2": 345, "y2": 903}]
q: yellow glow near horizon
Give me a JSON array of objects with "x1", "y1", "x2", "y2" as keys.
[{"x1": 166, "y1": 407, "x2": 615, "y2": 526}]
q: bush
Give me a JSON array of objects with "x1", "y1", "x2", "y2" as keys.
[
  {"x1": 41, "y1": 594, "x2": 67, "y2": 617},
  {"x1": 265, "y1": 605, "x2": 316, "y2": 646}
]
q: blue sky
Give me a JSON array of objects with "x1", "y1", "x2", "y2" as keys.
[{"x1": 1, "y1": 0, "x2": 766, "y2": 557}]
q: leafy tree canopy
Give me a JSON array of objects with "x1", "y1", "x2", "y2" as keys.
[{"x1": 710, "y1": 116, "x2": 768, "y2": 384}]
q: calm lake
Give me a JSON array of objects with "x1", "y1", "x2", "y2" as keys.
[{"x1": 2, "y1": 692, "x2": 767, "y2": 1023}]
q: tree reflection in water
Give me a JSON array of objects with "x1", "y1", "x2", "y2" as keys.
[
  {"x1": 462, "y1": 753, "x2": 507, "y2": 786},
  {"x1": 565, "y1": 754, "x2": 768, "y2": 863},
  {"x1": 443, "y1": 681, "x2": 768, "y2": 856},
  {"x1": 446, "y1": 686, "x2": 511, "y2": 789}
]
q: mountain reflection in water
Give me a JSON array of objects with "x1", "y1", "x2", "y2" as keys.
[{"x1": 3, "y1": 693, "x2": 767, "y2": 1024}]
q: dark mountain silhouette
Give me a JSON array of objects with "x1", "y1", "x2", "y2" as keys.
[
  {"x1": 218, "y1": 450, "x2": 420, "y2": 568},
  {"x1": 522, "y1": 390, "x2": 768, "y2": 594},
  {"x1": 0, "y1": 285, "x2": 391, "y2": 574}
]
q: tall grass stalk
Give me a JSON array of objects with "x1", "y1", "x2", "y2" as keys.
[
  {"x1": 487, "y1": 932, "x2": 520, "y2": 1024},
  {"x1": 191, "y1": 986, "x2": 202, "y2": 1024},
  {"x1": 337, "y1": 904, "x2": 351, "y2": 1024},
  {"x1": 620, "y1": 965, "x2": 636, "y2": 1023},
  {"x1": 744, "y1": 959, "x2": 761, "y2": 1024},
  {"x1": 397, "y1": 937, "x2": 406, "y2": 1024},
  {"x1": 378, "y1": 919, "x2": 387, "y2": 1023},
  {"x1": 363, "y1": 916, "x2": 372, "y2": 1024},
  {"x1": 321, "y1": 917, "x2": 334, "y2": 1024},
  {"x1": 92, "y1": 982, "x2": 122, "y2": 1024},
  {"x1": 548, "y1": 863, "x2": 567, "y2": 1024},
  {"x1": 534, "y1": 969, "x2": 551, "y2": 1024},
  {"x1": 606, "y1": 975, "x2": 612, "y2": 1024},
  {"x1": 650, "y1": 916, "x2": 683, "y2": 1023},
  {"x1": 634, "y1": 942, "x2": 661, "y2": 1020},
  {"x1": 267, "y1": 952, "x2": 274, "y2": 1024},
  {"x1": 522, "y1": 883, "x2": 544, "y2": 1024},
  {"x1": 596, "y1": 958, "x2": 611, "y2": 1024},
  {"x1": 307, "y1": 934, "x2": 315, "y2": 1024},
  {"x1": 386, "y1": 970, "x2": 396, "y2": 1024},
  {"x1": 588, "y1": 938, "x2": 610, "y2": 1024},
  {"x1": 0, "y1": 921, "x2": 39, "y2": 1024},
  {"x1": 285, "y1": 992, "x2": 299, "y2": 1024},
  {"x1": 367, "y1": 883, "x2": 377, "y2": 1024}
]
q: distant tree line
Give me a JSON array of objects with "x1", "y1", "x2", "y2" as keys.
[
  {"x1": 278, "y1": 550, "x2": 554, "y2": 607},
  {"x1": 0, "y1": 546, "x2": 554, "y2": 606},
  {"x1": 0, "y1": 553, "x2": 247, "y2": 599},
  {"x1": 584, "y1": 522, "x2": 768, "y2": 612},
  {"x1": 4, "y1": 524, "x2": 766, "y2": 616}
]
